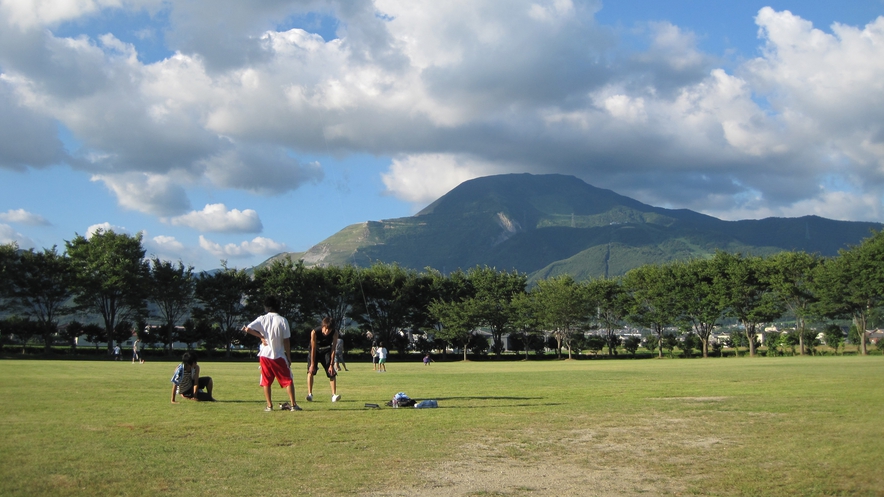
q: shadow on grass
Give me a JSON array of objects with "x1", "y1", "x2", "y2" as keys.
[{"x1": 433, "y1": 396, "x2": 542, "y2": 401}]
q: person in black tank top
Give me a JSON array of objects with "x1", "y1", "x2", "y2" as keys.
[{"x1": 306, "y1": 317, "x2": 341, "y2": 403}]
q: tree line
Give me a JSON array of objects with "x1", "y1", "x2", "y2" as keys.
[{"x1": 1, "y1": 228, "x2": 883, "y2": 359}]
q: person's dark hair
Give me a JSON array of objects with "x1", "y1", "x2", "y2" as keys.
[
  {"x1": 321, "y1": 316, "x2": 333, "y2": 329},
  {"x1": 182, "y1": 352, "x2": 196, "y2": 366},
  {"x1": 264, "y1": 295, "x2": 279, "y2": 312}
]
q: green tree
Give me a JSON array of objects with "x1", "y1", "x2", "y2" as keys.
[
  {"x1": 148, "y1": 258, "x2": 195, "y2": 354},
  {"x1": 714, "y1": 252, "x2": 783, "y2": 357},
  {"x1": 12, "y1": 247, "x2": 76, "y2": 353},
  {"x1": 429, "y1": 298, "x2": 479, "y2": 361},
  {"x1": 424, "y1": 269, "x2": 473, "y2": 359},
  {"x1": 765, "y1": 251, "x2": 821, "y2": 356},
  {"x1": 623, "y1": 263, "x2": 679, "y2": 358},
  {"x1": 764, "y1": 330, "x2": 783, "y2": 356},
  {"x1": 623, "y1": 336, "x2": 641, "y2": 355},
  {"x1": 193, "y1": 265, "x2": 250, "y2": 357},
  {"x1": 670, "y1": 259, "x2": 726, "y2": 358},
  {"x1": 533, "y1": 275, "x2": 590, "y2": 359},
  {"x1": 65, "y1": 230, "x2": 149, "y2": 354},
  {"x1": 0, "y1": 243, "x2": 18, "y2": 303},
  {"x1": 350, "y1": 263, "x2": 421, "y2": 353},
  {"x1": 586, "y1": 278, "x2": 629, "y2": 356},
  {"x1": 59, "y1": 320, "x2": 83, "y2": 352},
  {"x1": 662, "y1": 332, "x2": 678, "y2": 358},
  {"x1": 251, "y1": 259, "x2": 311, "y2": 325},
  {"x1": 510, "y1": 291, "x2": 542, "y2": 360},
  {"x1": 467, "y1": 266, "x2": 526, "y2": 356},
  {"x1": 822, "y1": 325, "x2": 844, "y2": 355},
  {"x1": 681, "y1": 332, "x2": 699, "y2": 358},
  {"x1": 813, "y1": 230, "x2": 884, "y2": 356},
  {"x1": 586, "y1": 334, "x2": 606, "y2": 356}
]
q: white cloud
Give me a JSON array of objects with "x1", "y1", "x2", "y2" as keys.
[
  {"x1": 0, "y1": 208, "x2": 50, "y2": 225},
  {"x1": 85, "y1": 222, "x2": 129, "y2": 238},
  {"x1": 168, "y1": 203, "x2": 262, "y2": 233},
  {"x1": 381, "y1": 154, "x2": 510, "y2": 206},
  {"x1": 0, "y1": 0, "x2": 162, "y2": 29},
  {"x1": 1, "y1": 2, "x2": 884, "y2": 229},
  {"x1": 92, "y1": 172, "x2": 191, "y2": 216},
  {"x1": 0, "y1": 223, "x2": 36, "y2": 248},
  {"x1": 199, "y1": 235, "x2": 286, "y2": 258},
  {"x1": 150, "y1": 234, "x2": 185, "y2": 252}
]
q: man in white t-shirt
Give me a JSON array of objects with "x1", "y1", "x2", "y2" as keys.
[{"x1": 242, "y1": 296, "x2": 302, "y2": 412}]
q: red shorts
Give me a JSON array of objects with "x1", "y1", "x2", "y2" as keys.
[{"x1": 259, "y1": 356, "x2": 293, "y2": 388}]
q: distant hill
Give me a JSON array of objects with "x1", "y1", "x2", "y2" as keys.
[{"x1": 262, "y1": 173, "x2": 882, "y2": 281}]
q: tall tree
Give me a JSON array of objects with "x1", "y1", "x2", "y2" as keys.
[
  {"x1": 714, "y1": 252, "x2": 783, "y2": 357},
  {"x1": 193, "y1": 265, "x2": 251, "y2": 357},
  {"x1": 764, "y1": 251, "x2": 821, "y2": 356},
  {"x1": 813, "y1": 230, "x2": 884, "y2": 356},
  {"x1": 670, "y1": 259, "x2": 727, "y2": 358},
  {"x1": 533, "y1": 275, "x2": 589, "y2": 359},
  {"x1": 424, "y1": 268, "x2": 473, "y2": 358},
  {"x1": 586, "y1": 277, "x2": 629, "y2": 356},
  {"x1": 350, "y1": 263, "x2": 416, "y2": 352},
  {"x1": 0, "y1": 243, "x2": 18, "y2": 303},
  {"x1": 251, "y1": 259, "x2": 310, "y2": 325},
  {"x1": 429, "y1": 298, "x2": 480, "y2": 361},
  {"x1": 304, "y1": 264, "x2": 361, "y2": 334},
  {"x1": 623, "y1": 264, "x2": 679, "y2": 358},
  {"x1": 468, "y1": 266, "x2": 526, "y2": 356},
  {"x1": 148, "y1": 258, "x2": 195, "y2": 354},
  {"x1": 11, "y1": 247, "x2": 76, "y2": 353},
  {"x1": 510, "y1": 291, "x2": 542, "y2": 360},
  {"x1": 65, "y1": 230, "x2": 149, "y2": 353}
]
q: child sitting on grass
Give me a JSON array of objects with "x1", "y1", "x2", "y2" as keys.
[{"x1": 170, "y1": 352, "x2": 215, "y2": 403}]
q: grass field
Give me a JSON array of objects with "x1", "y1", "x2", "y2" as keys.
[{"x1": 1, "y1": 356, "x2": 882, "y2": 496}]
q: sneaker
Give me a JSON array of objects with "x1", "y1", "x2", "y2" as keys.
[
  {"x1": 290, "y1": 404, "x2": 303, "y2": 411},
  {"x1": 332, "y1": 394, "x2": 341, "y2": 402},
  {"x1": 306, "y1": 394, "x2": 313, "y2": 402},
  {"x1": 264, "y1": 406, "x2": 273, "y2": 412}
]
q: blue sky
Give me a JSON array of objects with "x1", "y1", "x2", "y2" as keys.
[{"x1": 1, "y1": 0, "x2": 883, "y2": 271}]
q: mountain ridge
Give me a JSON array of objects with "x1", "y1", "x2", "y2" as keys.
[{"x1": 262, "y1": 173, "x2": 881, "y2": 280}]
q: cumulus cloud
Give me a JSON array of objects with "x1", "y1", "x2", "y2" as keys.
[
  {"x1": 381, "y1": 153, "x2": 514, "y2": 205},
  {"x1": 0, "y1": 223, "x2": 36, "y2": 248},
  {"x1": 0, "y1": 77, "x2": 66, "y2": 170},
  {"x1": 199, "y1": 235, "x2": 287, "y2": 258},
  {"x1": 141, "y1": 233, "x2": 199, "y2": 264},
  {"x1": 0, "y1": 208, "x2": 50, "y2": 225},
  {"x1": 0, "y1": 0, "x2": 163, "y2": 30},
  {"x1": 92, "y1": 172, "x2": 191, "y2": 216},
  {"x1": 167, "y1": 203, "x2": 263, "y2": 233},
  {"x1": 85, "y1": 222, "x2": 129, "y2": 238},
  {"x1": 1, "y1": 1, "x2": 884, "y2": 229}
]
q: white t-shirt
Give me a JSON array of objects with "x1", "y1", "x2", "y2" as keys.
[
  {"x1": 377, "y1": 347, "x2": 388, "y2": 360},
  {"x1": 247, "y1": 312, "x2": 291, "y2": 360}
]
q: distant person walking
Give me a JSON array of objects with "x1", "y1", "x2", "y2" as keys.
[
  {"x1": 242, "y1": 296, "x2": 302, "y2": 412},
  {"x1": 113, "y1": 344, "x2": 121, "y2": 361},
  {"x1": 132, "y1": 338, "x2": 144, "y2": 364},
  {"x1": 335, "y1": 337, "x2": 349, "y2": 372},
  {"x1": 306, "y1": 317, "x2": 341, "y2": 402}
]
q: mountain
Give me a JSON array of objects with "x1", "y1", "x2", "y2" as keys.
[{"x1": 262, "y1": 173, "x2": 882, "y2": 281}]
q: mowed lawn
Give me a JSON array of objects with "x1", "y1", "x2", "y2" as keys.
[{"x1": 1, "y1": 356, "x2": 882, "y2": 496}]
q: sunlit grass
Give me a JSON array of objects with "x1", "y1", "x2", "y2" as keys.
[{"x1": 1, "y1": 356, "x2": 882, "y2": 496}]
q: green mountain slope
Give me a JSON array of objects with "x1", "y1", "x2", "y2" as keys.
[{"x1": 263, "y1": 173, "x2": 881, "y2": 279}]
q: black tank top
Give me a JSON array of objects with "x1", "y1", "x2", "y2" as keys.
[{"x1": 314, "y1": 328, "x2": 335, "y2": 352}]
